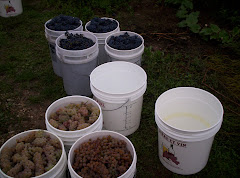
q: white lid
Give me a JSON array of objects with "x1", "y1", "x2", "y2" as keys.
[{"x1": 90, "y1": 61, "x2": 147, "y2": 95}]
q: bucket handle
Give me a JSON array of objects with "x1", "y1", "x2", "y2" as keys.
[
  {"x1": 56, "y1": 49, "x2": 98, "y2": 64},
  {"x1": 101, "y1": 99, "x2": 129, "y2": 111}
]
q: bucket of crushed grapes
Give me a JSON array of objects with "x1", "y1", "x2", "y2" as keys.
[
  {"x1": 68, "y1": 130, "x2": 137, "y2": 178},
  {"x1": 0, "y1": 129, "x2": 67, "y2": 178},
  {"x1": 45, "y1": 96, "x2": 103, "y2": 154}
]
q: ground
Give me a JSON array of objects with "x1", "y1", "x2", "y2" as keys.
[
  {"x1": 0, "y1": 0, "x2": 239, "y2": 177},
  {"x1": 0, "y1": 0, "x2": 231, "y2": 150}
]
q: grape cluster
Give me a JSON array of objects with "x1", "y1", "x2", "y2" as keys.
[
  {"x1": 108, "y1": 32, "x2": 142, "y2": 50},
  {"x1": 46, "y1": 14, "x2": 81, "y2": 31},
  {"x1": 49, "y1": 102, "x2": 100, "y2": 131},
  {"x1": 59, "y1": 32, "x2": 95, "y2": 50},
  {"x1": 86, "y1": 17, "x2": 118, "y2": 33},
  {"x1": 72, "y1": 135, "x2": 133, "y2": 177},
  {"x1": 0, "y1": 131, "x2": 62, "y2": 178}
]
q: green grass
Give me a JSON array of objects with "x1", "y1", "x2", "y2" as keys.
[{"x1": 0, "y1": 0, "x2": 239, "y2": 177}]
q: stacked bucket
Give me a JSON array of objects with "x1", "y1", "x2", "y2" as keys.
[{"x1": 0, "y1": 15, "x2": 224, "y2": 178}]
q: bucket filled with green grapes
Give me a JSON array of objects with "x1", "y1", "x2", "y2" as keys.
[
  {"x1": 68, "y1": 130, "x2": 137, "y2": 178},
  {"x1": 0, "y1": 129, "x2": 67, "y2": 178},
  {"x1": 45, "y1": 95, "x2": 103, "y2": 154}
]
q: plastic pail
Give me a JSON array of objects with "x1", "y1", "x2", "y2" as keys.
[
  {"x1": 0, "y1": 0, "x2": 23, "y2": 17},
  {"x1": 68, "y1": 130, "x2": 137, "y2": 178},
  {"x1": 105, "y1": 31, "x2": 144, "y2": 66},
  {"x1": 0, "y1": 129, "x2": 67, "y2": 178},
  {"x1": 45, "y1": 96, "x2": 103, "y2": 154},
  {"x1": 55, "y1": 31, "x2": 98, "y2": 96},
  {"x1": 90, "y1": 61, "x2": 147, "y2": 136},
  {"x1": 44, "y1": 19, "x2": 83, "y2": 77},
  {"x1": 85, "y1": 17, "x2": 120, "y2": 65},
  {"x1": 155, "y1": 87, "x2": 224, "y2": 175}
]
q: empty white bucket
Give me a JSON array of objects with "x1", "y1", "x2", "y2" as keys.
[
  {"x1": 0, "y1": 129, "x2": 67, "y2": 178},
  {"x1": 0, "y1": 0, "x2": 23, "y2": 17},
  {"x1": 85, "y1": 17, "x2": 120, "y2": 65},
  {"x1": 90, "y1": 61, "x2": 147, "y2": 136},
  {"x1": 45, "y1": 96, "x2": 103, "y2": 154},
  {"x1": 105, "y1": 31, "x2": 144, "y2": 66},
  {"x1": 44, "y1": 19, "x2": 83, "y2": 77},
  {"x1": 55, "y1": 31, "x2": 98, "y2": 96},
  {"x1": 155, "y1": 87, "x2": 224, "y2": 175},
  {"x1": 68, "y1": 130, "x2": 137, "y2": 178}
]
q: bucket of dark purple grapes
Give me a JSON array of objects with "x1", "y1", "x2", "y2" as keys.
[
  {"x1": 55, "y1": 31, "x2": 99, "y2": 96},
  {"x1": 85, "y1": 17, "x2": 120, "y2": 65},
  {"x1": 0, "y1": 129, "x2": 67, "y2": 178},
  {"x1": 68, "y1": 130, "x2": 137, "y2": 178},
  {"x1": 105, "y1": 31, "x2": 144, "y2": 66},
  {"x1": 44, "y1": 15, "x2": 83, "y2": 77}
]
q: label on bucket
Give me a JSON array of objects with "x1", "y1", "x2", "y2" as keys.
[{"x1": 158, "y1": 128, "x2": 214, "y2": 174}]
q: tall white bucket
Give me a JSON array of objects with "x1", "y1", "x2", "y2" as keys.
[
  {"x1": 55, "y1": 31, "x2": 98, "y2": 96},
  {"x1": 85, "y1": 17, "x2": 120, "y2": 65},
  {"x1": 105, "y1": 31, "x2": 144, "y2": 66},
  {"x1": 45, "y1": 96, "x2": 103, "y2": 154},
  {"x1": 155, "y1": 87, "x2": 224, "y2": 175},
  {"x1": 68, "y1": 130, "x2": 137, "y2": 178},
  {"x1": 90, "y1": 61, "x2": 147, "y2": 136},
  {"x1": 0, "y1": 0, "x2": 23, "y2": 17},
  {"x1": 44, "y1": 19, "x2": 83, "y2": 77},
  {"x1": 0, "y1": 129, "x2": 67, "y2": 178}
]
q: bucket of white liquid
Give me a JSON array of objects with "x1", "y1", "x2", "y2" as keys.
[
  {"x1": 90, "y1": 61, "x2": 147, "y2": 136},
  {"x1": 155, "y1": 87, "x2": 224, "y2": 175}
]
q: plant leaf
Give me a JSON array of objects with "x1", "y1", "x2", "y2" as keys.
[
  {"x1": 200, "y1": 27, "x2": 213, "y2": 36},
  {"x1": 176, "y1": 7, "x2": 188, "y2": 18},
  {"x1": 181, "y1": 0, "x2": 193, "y2": 9},
  {"x1": 178, "y1": 20, "x2": 187, "y2": 27},
  {"x1": 210, "y1": 24, "x2": 221, "y2": 33},
  {"x1": 189, "y1": 23, "x2": 201, "y2": 33},
  {"x1": 186, "y1": 11, "x2": 199, "y2": 26}
]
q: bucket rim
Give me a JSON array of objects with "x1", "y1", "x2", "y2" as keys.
[
  {"x1": 44, "y1": 19, "x2": 83, "y2": 34},
  {"x1": 85, "y1": 17, "x2": 120, "y2": 35},
  {"x1": 67, "y1": 130, "x2": 137, "y2": 178},
  {"x1": 55, "y1": 31, "x2": 98, "y2": 53},
  {"x1": 90, "y1": 61, "x2": 147, "y2": 95},
  {"x1": 0, "y1": 129, "x2": 66, "y2": 178},
  {"x1": 45, "y1": 95, "x2": 103, "y2": 134},
  {"x1": 155, "y1": 87, "x2": 224, "y2": 134},
  {"x1": 105, "y1": 31, "x2": 144, "y2": 52}
]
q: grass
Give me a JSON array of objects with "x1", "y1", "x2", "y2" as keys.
[{"x1": 0, "y1": 0, "x2": 239, "y2": 177}]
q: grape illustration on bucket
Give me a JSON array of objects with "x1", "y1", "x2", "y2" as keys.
[
  {"x1": 162, "y1": 143, "x2": 180, "y2": 166},
  {"x1": 0, "y1": 0, "x2": 23, "y2": 17},
  {"x1": 4, "y1": 1, "x2": 15, "y2": 13}
]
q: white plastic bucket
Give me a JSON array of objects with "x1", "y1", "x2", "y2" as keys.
[
  {"x1": 0, "y1": 129, "x2": 67, "y2": 178},
  {"x1": 85, "y1": 17, "x2": 120, "y2": 65},
  {"x1": 155, "y1": 87, "x2": 224, "y2": 175},
  {"x1": 68, "y1": 130, "x2": 137, "y2": 178},
  {"x1": 105, "y1": 31, "x2": 144, "y2": 66},
  {"x1": 45, "y1": 96, "x2": 103, "y2": 154},
  {"x1": 44, "y1": 19, "x2": 83, "y2": 77},
  {"x1": 90, "y1": 61, "x2": 147, "y2": 136},
  {"x1": 55, "y1": 31, "x2": 98, "y2": 96},
  {"x1": 0, "y1": 0, "x2": 22, "y2": 17}
]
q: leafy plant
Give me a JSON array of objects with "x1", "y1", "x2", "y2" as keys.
[{"x1": 164, "y1": 0, "x2": 240, "y2": 45}]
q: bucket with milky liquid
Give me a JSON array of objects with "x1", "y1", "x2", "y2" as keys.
[{"x1": 155, "y1": 87, "x2": 223, "y2": 175}]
